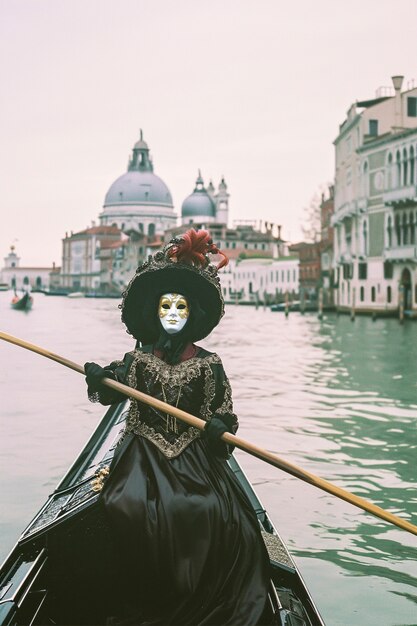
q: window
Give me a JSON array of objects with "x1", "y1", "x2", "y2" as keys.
[
  {"x1": 358, "y1": 263, "x2": 367, "y2": 279},
  {"x1": 384, "y1": 261, "x2": 394, "y2": 279},
  {"x1": 360, "y1": 286, "x2": 365, "y2": 302},
  {"x1": 369, "y1": 119, "x2": 378, "y2": 136},
  {"x1": 387, "y1": 216, "x2": 392, "y2": 247},
  {"x1": 343, "y1": 263, "x2": 353, "y2": 279},
  {"x1": 362, "y1": 221, "x2": 368, "y2": 256},
  {"x1": 371, "y1": 286, "x2": 376, "y2": 302},
  {"x1": 387, "y1": 286, "x2": 392, "y2": 303},
  {"x1": 403, "y1": 213, "x2": 408, "y2": 245},
  {"x1": 407, "y1": 97, "x2": 417, "y2": 117}
]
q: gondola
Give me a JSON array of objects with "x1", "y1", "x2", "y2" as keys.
[
  {"x1": 0, "y1": 400, "x2": 325, "y2": 626},
  {"x1": 10, "y1": 292, "x2": 33, "y2": 311}
]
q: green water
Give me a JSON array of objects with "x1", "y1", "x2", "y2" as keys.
[{"x1": 0, "y1": 293, "x2": 416, "y2": 625}]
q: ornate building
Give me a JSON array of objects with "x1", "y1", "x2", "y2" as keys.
[
  {"x1": 99, "y1": 131, "x2": 176, "y2": 236},
  {"x1": 181, "y1": 172, "x2": 229, "y2": 226},
  {"x1": 332, "y1": 75, "x2": 417, "y2": 315},
  {"x1": 0, "y1": 246, "x2": 58, "y2": 291}
]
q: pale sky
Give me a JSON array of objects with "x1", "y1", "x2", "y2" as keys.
[{"x1": 1, "y1": 0, "x2": 416, "y2": 266}]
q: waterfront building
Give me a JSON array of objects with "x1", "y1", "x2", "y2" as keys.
[
  {"x1": 320, "y1": 186, "x2": 335, "y2": 307},
  {"x1": 60, "y1": 225, "x2": 125, "y2": 293},
  {"x1": 232, "y1": 256, "x2": 299, "y2": 304},
  {"x1": 0, "y1": 246, "x2": 58, "y2": 291},
  {"x1": 290, "y1": 242, "x2": 321, "y2": 303},
  {"x1": 332, "y1": 75, "x2": 417, "y2": 315},
  {"x1": 99, "y1": 131, "x2": 176, "y2": 236}
]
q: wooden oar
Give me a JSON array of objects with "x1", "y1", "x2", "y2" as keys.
[{"x1": 1, "y1": 329, "x2": 417, "y2": 538}]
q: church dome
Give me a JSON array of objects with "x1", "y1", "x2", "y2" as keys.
[
  {"x1": 103, "y1": 131, "x2": 173, "y2": 208},
  {"x1": 104, "y1": 171, "x2": 173, "y2": 207},
  {"x1": 182, "y1": 172, "x2": 215, "y2": 218}
]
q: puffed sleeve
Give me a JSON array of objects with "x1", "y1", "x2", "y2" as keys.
[{"x1": 88, "y1": 352, "x2": 134, "y2": 405}]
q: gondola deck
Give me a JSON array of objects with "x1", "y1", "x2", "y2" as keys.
[{"x1": 0, "y1": 402, "x2": 325, "y2": 625}]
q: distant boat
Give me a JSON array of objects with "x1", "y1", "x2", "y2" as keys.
[
  {"x1": 67, "y1": 292, "x2": 85, "y2": 298},
  {"x1": 11, "y1": 292, "x2": 33, "y2": 311}
]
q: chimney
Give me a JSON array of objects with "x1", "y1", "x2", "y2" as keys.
[
  {"x1": 392, "y1": 75, "x2": 404, "y2": 91},
  {"x1": 392, "y1": 75, "x2": 404, "y2": 130}
]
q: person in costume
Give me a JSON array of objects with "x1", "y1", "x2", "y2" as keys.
[{"x1": 84, "y1": 229, "x2": 270, "y2": 626}]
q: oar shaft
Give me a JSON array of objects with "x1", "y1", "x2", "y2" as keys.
[{"x1": 1, "y1": 330, "x2": 417, "y2": 538}]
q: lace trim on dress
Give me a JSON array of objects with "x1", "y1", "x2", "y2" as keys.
[
  {"x1": 127, "y1": 350, "x2": 221, "y2": 388},
  {"x1": 129, "y1": 421, "x2": 201, "y2": 458}
]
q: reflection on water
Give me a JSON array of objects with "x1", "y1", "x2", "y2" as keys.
[{"x1": 0, "y1": 293, "x2": 416, "y2": 626}]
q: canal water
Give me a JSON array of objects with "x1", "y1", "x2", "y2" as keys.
[{"x1": 0, "y1": 291, "x2": 416, "y2": 626}]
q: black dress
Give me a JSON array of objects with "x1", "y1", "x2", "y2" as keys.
[{"x1": 89, "y1": 345, "x2": 270, "y2": 626}]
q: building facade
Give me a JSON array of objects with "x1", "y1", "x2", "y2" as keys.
[
  {"x1": 60, "y1": 225, "x2": 125, "y2": 293},
  {"x1": 332, "y1": 75, "x2": 417, "y2": 314},
  {"x1": 0, "y1": 247, "x2": 57, "y2": 291}
]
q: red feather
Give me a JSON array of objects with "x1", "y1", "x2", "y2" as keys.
[{"x1": 167, "y1": 229, "x2": 229, "y2": 270}]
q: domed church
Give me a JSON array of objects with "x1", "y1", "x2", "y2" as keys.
[
  {"x1": 181, "y1": 171, "x2": 229, "y2": 226},
  {"x1": 99, "y1": 131, "x2": 176, "y2": 236}
]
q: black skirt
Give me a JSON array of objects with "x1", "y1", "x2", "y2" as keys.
[{"x1": 101, "y1": 435, "x2": 270, "y2": 626}]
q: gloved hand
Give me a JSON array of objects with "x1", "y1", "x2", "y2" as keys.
[
  {"x1": 204, "y1": 417, "x2": 231, "y2": 441},
  {"x1": 84, "y1": 362, "x2": 115, "y2": 393}
]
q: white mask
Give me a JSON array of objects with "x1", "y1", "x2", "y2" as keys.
[{"x1": 158, "y1": 293, "x2": 190, "y2": 335}]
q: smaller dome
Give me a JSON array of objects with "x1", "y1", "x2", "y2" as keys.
[{"x1": 182, "y1": 171, "x2": 216, "y2": 218}]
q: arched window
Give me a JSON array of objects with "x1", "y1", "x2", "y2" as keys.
[
  {"x1": 362, "y1": 221, "x2": 368, "y2": 255},
  {"x1": 410, "y1": 213, "x2": 415, "y2": 244},
  {"x1": 23, "y1": 276, "x2": 29, "y2": 285},
  {"x1": 371, "y1": 286, "x2": 376, "y2": 302},
  {"x1": 396, "y1": 151, "x2": 401, "y2": 187},
  {"x1": 410, "y1": 146, "x2": 415, "y2": 184},
  {"x1": 360, "y1": 286, "x2": 365, "y2": 302},
  {"x1": 403, "y1": 213, "x2": 408, "y2": 245},
  {"x1": 387, "y1": 216, "x2": 392, "y2": 247},
  {"x1": 387, "y1": 153, "x2": 393, "y2": 188},
  {"x1": 403, "y1": 148, "x2": 408, "y2": 186},
  {"x1": 148, "y1": 223, "x2": 155, "y2": 236},
  {"x1": 387, "y1": 286, "x2": 392, "y2": 303},
  {"x1": 395, "y1": 214, "x2": 402, "y2": 245},
  {"x1": 363, "y1": 161, "x2": 369, "y2": 196}
]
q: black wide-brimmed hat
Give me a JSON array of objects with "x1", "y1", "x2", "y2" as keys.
[{"x1": 120, "y1": 229, "x2": 228, "y2": 344}]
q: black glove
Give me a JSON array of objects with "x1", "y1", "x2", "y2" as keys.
[
  {"x1": 204, "y1": 417, "x2": 230, "y2": 441},
  {"x1": 84, "y1": 362, "x2": 115, "y2": 393}
]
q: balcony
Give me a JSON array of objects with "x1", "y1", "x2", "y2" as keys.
[
  {"x1": 384, "y1": 245, "x2": 417, "y2": 262},
  {"x1": 331, "y1": 201, "x2": 358, "y2": 225},
  {"x1": 383, "y1": 185, "x2": 417, "y2": 207}
]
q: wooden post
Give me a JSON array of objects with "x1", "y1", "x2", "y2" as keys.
[
  {"x1": 284, "y1": 290, "x2": 289, "y2": 318},
  {"x1": 300, "y1": 288, "x2": 305, "y2": 315},
  {"x1": 318, "y1": 288, "x2": 323, "y2": 320},
  {"x1": 399, "y1": 285, "x2": 404, "y2": 324},
  {"x1": 350, "y1": 286, "x2": 356, "y2": 321}
]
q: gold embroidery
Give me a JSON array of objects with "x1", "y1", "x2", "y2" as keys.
[
  {"x1": 129, "y1": 421, "x2": 201, "y2": 458},
  {"x1": 127, "y1": 350, "x2": 221, "y2": 388},
  {"x1": 122, "y1": 351, "x2": 220, "y2": 457},
  {"x1": 215, "y1": 378, "x2": 234, "y2": 416}
]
